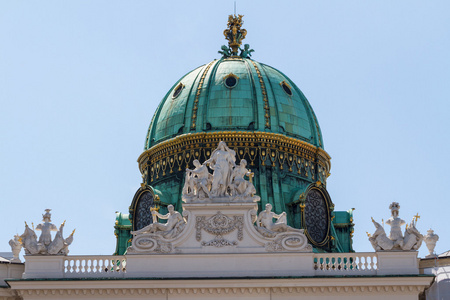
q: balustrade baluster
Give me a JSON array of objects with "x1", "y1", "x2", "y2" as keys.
[
  {"x1": 105, "y1": 259, "x2": 111, "y2": 273},
  {"x1": 70, "y1": 260, "x2": 74, "y2": 273},
  {"x1": 93, "y1": 259, "x2": 98, "y2": 273},
  {"x1": 81, "y1": 259, "x2": 86, "y2": 273},
  {"x1": 99, "y1": 259, "x2": 104, "y2": 273},
  {"x1": 86, "y1": 259, "x2": 90, "y2": 273}
]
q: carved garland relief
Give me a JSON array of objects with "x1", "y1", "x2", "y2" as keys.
[{"x1": 196, "y1": 212, "x2": 244, "y2": 247}]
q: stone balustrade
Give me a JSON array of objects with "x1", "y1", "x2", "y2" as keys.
[
  {"x1": 22, "y1": 251, "x2": 419, "y2": 279},
  {"x1": 64, "y1": 256, "x2": 126, "y2": 278},
  {"x1": 23, "y1": 255, "x2": 126, "y2": 279},
  {"x1": 313, "y1": 252, "x2": 378, "y2": 275}
]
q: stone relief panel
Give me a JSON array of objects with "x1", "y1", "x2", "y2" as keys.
[{"x1": 196, "y1": 211, "x2": 244, "y2": 247}]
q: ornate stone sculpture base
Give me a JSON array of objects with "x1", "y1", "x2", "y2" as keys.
[
  {"x1": 127, "y1": 203, "x2": 311, "y2": 254},
  {"x1": 182, "y1": 195, "x2": 260, "y2": 204},
  {"x1": 126, "y1": 202, "x2": 312, "y2": 278}
]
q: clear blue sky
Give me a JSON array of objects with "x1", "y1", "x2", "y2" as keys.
[{"x1": 1, "y1": 1, "x2": 449, "y2": 258}]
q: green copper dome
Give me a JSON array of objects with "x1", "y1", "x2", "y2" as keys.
[
  {"x1": 145, "y1": 57, "x2": 324, "y2": 150},
  {"x1": 117, "y1": 15, "x2": 355, "y2": 256}
]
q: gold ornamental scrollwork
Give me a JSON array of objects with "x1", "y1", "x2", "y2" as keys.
[{"x1": 223, "y1": 14, "x2": 247, "y2": 55}]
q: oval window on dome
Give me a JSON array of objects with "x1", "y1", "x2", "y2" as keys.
[
  {"x1": 134, "y1": 191, "x2": 155, "y2": 231},
  {"x1": 280, "y1": 81, "x2": 293, "y2": 96},
  {"x1": 223, "y1": 73, "x2": 239, "y2": 89},
  {"x1": 172, "y1": 83, "x2": 184, "y2": 99},
  {"x1": 304, "y1": 188, "x2": 329, "y2": 246}
]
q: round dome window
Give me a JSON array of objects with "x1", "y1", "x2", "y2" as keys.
[
  {"x1": 172, "y1": 83, "x2": 184, "y2": 99},
  {"x1": 224, "y1": 73, "x2": 239, "y2": 89},
  {"x1": 280, "y1": 81, "x2": 293, "y2": 96}
]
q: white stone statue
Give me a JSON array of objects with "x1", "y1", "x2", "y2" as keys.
[
  {"x1": 255, "y1": 203, "x2": 301, "y2": 236},
  {"x1": 424, "y1": 229, "x2": 439, "y2": 258},
  {"x1": 229, "y1": 159, "x2": 257, "y2": 198},
  {"x1": 128, "y1": 204, "x2": 187, "y2": 254},
  {"x1": 368, "y1": 202, "x2": 423, "y2": 251},
  {"x1": 36, "y1": 209, "x2": 58, "y2": 247},
  {"x1": 182, "y1": 141, "x2": 259, "y2": 203},
  {"x1": 8, "y1": 234, "x2": 22, "y2": 262},
  {"x1": 204, "y1": 141, "x2": 236, "y2": 197},
  {"x1": 20, "y1": 209, "x2": 75, "y2": 255},
  {"x1": 132, "y1": 205, "x2": 185, "y2": 239},
  {"x1": 183, "y1": 159, "x2": 212, "y2": 199},
  {"x1": 385, "y1": 202, "x2": 405, "y2": 247}
]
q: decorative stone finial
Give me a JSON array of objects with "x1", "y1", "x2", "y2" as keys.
[
  {"x1": 8, "y1": 234, "x2": 22, "y2": 262},
  {"x1": 20, "y1": 210, "x2": 75, "y2": 256},
  {"x1": 424, "y1": 229, "x2": 439, "y2": 258},
  {"x1": 368, "y1": 203, "x2": 423, "y2": 251}
]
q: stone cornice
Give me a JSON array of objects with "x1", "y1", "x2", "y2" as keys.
[
  {"x1": 420, "y1": 256, "x2": 450, "y2": 269},
  {"x1": 8, "y1": 276, "x2": 434, "y2": 297}
]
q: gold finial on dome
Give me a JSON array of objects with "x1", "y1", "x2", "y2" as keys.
[{"x1": 223, "y1": 14, "x2": 247, "y2": 56}]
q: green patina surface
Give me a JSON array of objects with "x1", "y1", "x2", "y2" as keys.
[
  {"x1": 332, "y1": 209, "x2": 355, "y2": 253},
  {"x1": 145, "y1": 58, "x2": 322, "y2": 149},
  {"x1": 115, "y1": 57, "x2": 354, "y2": 255},
  {"x1": 113, "y1": 212, "x2": 131, "y2": 256}
]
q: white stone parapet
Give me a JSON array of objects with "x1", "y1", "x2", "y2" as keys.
[
  {"x1": 21, "y1": 251, "x2": 419, "y2": 279},
  {"x1": 313, "y1": 252, "x2": 378, "y2": 276},
  {"x1": 313, "y1": 251, "x2": 418, "y2": 275},
  {"x1": 23, "y1": 255, "x2": 126, "y2": 279}
]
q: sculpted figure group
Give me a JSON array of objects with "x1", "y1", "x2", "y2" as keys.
[
  {"x1": 130, "y1": 142, "x2": 259, "y2": 253},
  {"x1": 183, "y1": 141, "x2": 257, "y2": 202},
  {"x1": 16, "y1": 209, "x2": 75, "y2": 256},
  {"x1": 368, "y1": 202, "x2": 423, "y2": 251},
  {"x1": 129, "y1": 141, "x2": 309, "y2": 254}
]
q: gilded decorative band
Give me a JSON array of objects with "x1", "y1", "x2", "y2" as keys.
[
  {"x1": 249, "y1": 60, "x2": 271, "y2": 129},
  {"x1": 138, "y1": 131, "x2": 331, "y2": 185},
  {"x1": 191, "y1": 60, "x2": 216, "y2": 130}
]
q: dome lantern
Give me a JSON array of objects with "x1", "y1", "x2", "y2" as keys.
[{"x1": 219, "y1": 15, "x2": 254, "y2": 59}]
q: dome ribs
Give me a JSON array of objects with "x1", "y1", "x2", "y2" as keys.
[
  {"x1": 191, "y1": 60, "x2": 216, "y2": 131},
  {"x1": 249, "y1": 60, "x2": 271, "y2": 129}
]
